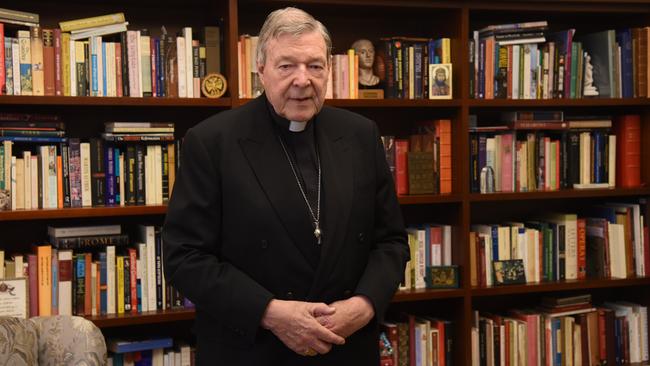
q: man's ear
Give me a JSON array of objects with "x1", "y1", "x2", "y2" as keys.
[{"x1": 257, "y1": 63, "x2": 265, "y2": 85}]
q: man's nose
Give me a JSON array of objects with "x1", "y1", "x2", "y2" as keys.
[{"x1": 292, "y1": 65, "x2": 311, "y2": 87}]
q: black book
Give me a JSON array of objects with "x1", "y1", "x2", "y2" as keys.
[
  {"x1": 135, "y1": 144, "x2": 145, "y2": 205},
  {"x1": 90, "y1": 138, "x2": 105, "y2": 206},
  {"x1": 125, "y1": 145, "x2": 137, "y2": 205}
]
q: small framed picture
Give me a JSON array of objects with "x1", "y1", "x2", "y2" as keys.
[
  {"x1": 492, "y1": 259, "x2": 526, "y2": 286},
  {"x1": 0, "y1": 277, "x2": 29, "y2": 318},
  {"x1": 425, "y1": 265, "x2": 459, "y2": 289},
  {"x1": 429, "y1": 63, "x2": 453, "y2": 99}
]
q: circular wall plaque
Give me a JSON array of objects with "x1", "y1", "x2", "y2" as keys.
[{"x1": 201, "y1": 73, "x2": 227, "y2": 98}]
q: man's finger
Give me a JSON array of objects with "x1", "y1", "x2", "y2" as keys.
[
  {"x1": 313, "y1": 323, "x2": 346, "y2": 345},
  {"x1": 311, "y1": 303, "x2": 336, "y2": 317}
]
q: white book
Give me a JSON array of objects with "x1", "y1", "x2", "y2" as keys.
[
  {"x1": 606, "y1": 202, "x2": 643, "y2": 277},
  {"x1": 47, "y1": 146, "x2": 58, "y2": 209},
  {"x1": 137, "y1": 225, "x2": 157, "y2": 311},
  {"x1": 48, "y1": 224, "x2": 121, "y2": 238},
  {"x1": 153, "y1": 349, "x2": 164, "y2": 366},
  {"x1": 177, "y1": 36, "x2": 186, "y2": 98},
  {"x1": 0, "y1": 251, "x2": 4, "y2": 278},
  {"x1": 14, "y1": 158, "x2": 23, "y2": 210},
  {"x1": 140, "y1": 33, "x2": 151, "y2": 96},
  {"x1": 137, "y1": 242, "x2": 148, "y2": 312},
  {"x1": 58, "y1": 249, "x2": 73, "y2": 315},
  {"x1": 10, "y1": 156, "x2": 16, "y2": 210},
  {"x1": 126, "y1": 30, "x2": 139, "y2": 97},
  {"x1": 579, "y1": 132, "x2": 591, "y2": 184},
  {"x1": 145, "y1": 146, "x2": 154, "y2": 205},
  {"x1": 608, "y1": 223, "x2": 627, "y2": 279},
  {"x1": 183, "y1": 27, "x2": 193, "y2": 98},
  {"x1": 13, "y1": 255, "x2": 23, "y2": 278},
  {"x1": 11, "y1": 40, "x2": 20, "y2": 95},
  {"x1": 90, "y1": 261, "x2": 98, "y2": 316},
  {"x1": 106, "y1": 245, "x2": 116, "y2": 315},
  {"x1": 136, "y1": 30, "x2": 143, "y2": 97},
  {"x1": 69, "y1": 22, "x2": 128, "y2": 41},
  {"x1": 608, "y1": 135, "x2": 616, "y2": 187},
  {"x1": 522, "y1": 44, "x2": 532, "y2": 99},
  {"x1": 80, "y1": 142, "x2": 92, "y2": 207},
  {"x1": 442, "y1": 225, "x2": 452, "y2": 266},
  {"x1": 107, "y1": 42, "x2": 116, "y2": 97},
  {"x1": 30, "y1": 156, "x2": 38, "y2": 209},
  {"x1": 22, "y1": 151, "x2": 31, "y2": 210}
]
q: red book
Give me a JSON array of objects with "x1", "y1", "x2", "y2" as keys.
[
  {"x1": 614, "y1": 115, "x2": 641, "y2": 187},
  {"x1": 395, "y1": 139, "x2": 409, "y2": 195},
  {"x1": 577, "y1": 218, "x2": 587, "y2": 280},
  {"x1": 437, "y1": 119, "x2": 452, "y2": 194},
  {"x1": 53, "y1": 29, "x2": 63, "y2": 96},
  {"x1": 128, "y1": 248, "x2": 138, "y2": 312},
  {"x1": 28, "y1": 254, "x2": 39, "y2": 317}
]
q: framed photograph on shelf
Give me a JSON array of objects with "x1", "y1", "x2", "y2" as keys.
[
  {"x1": 492, "y1": 259, "x2": 526, "y2": 286},
  {"x1": 425, "y1": 265, "x2": 459, "y2": 288},
  {"x1": 428, "y1": 63, "x2": 452, "y2": 99},
  {"x1": 0, "y1": 278, "x2": 29, "y2": 318}
]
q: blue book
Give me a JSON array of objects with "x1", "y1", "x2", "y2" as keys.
[
  {"x1": 0, "y1": 136, "x2": 67, "y2": 143},
  {"x1": 114, "y1": 147, "x2": 121, "y2": 204},
  {"x1": 102, "y1": 41, "x2": 108, "y2": 97},
  {"x1": 105, "y1": 146, "x2": 116, "y2": 205},
  {"x1": 552, "y1": 318, "x2": 562, "y2": 365},
  {"x1": 99, "y1": 252, "x2": 108, "y2": 315},
  {"x1": 108, "y1": 338, "x2": 173, "y2": 354}
]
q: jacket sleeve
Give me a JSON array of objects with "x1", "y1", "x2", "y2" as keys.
[
  {"x1": 162, "y1": 127, "x2": 274, "y2": 344},
  {"x1": 354, "y1": 123, "x2": 410, "y2": 322}
]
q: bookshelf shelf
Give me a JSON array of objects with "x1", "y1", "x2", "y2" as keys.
[
  {"x1": 466, "y1": 97, "x2": 650, "y2": 108},
  {"x1": 88, "y1": 308, "x2": 196, "y2": 328},
  {"x1": 398, "y1": 193, "x2": 462, "y2": 205},
  {"x1": 0, "y1": 95, "x2": 232, "y2": 108},
  {"x1": 471, "y1": 277, "x2": 650, "y2": 297},
  {"x1": 235, "y1": 98, "x2": 462, "y2": 108},
  {"x1": 468, "y1": 187, "x2": 650, "y2": 202},
  {"x1": 0, "y1": 205, "x2": 167, "y2": 221},
  {"x1": 393, "y1": 288, "x2": 466, "y2": 302}
]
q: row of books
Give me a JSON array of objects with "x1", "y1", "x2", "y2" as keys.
[
  {"x1": 0, "y1": 224, "x2": 192, "y2": 317},
  {"x1": 380, "y1": 37, "x2": 452, "y2": 100},
  {"x1": 108, "y1": 337, "x2": 194, "y2": 365},
  {"x1": 470, "y1": 203, "x2": 647, "y2": 288},
  {"x1": 469, "y1": 113, "x2": 641, "y2": 193},
  {"x1": 471, "y1": 295, "x2": 649, "y2": 365},
  {"x1": 0, "y1": 9, "x2": 223, "y2": 97},
  {"x1": 381, "y1": 316, "x2": 453, "y2": 366},
  {"x1": 382, "y1": 119, "x2": 452, "y2": 196},
  {"x1": 0, "y1": 121, "x2": 180, "y2": 211},
  {"x1": 470, "y1": 20, "x2": 650, "y2": 100},
  {"x1": 399, "y1": 224, "x2": 453, "y2": 291}
]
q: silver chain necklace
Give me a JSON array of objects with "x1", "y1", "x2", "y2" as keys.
[{"x1": 277, "y1": 135, "x2": 322, "y2": 245}]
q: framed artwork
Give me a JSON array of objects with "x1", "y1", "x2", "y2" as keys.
[{"x1": 429, "y1": 63, "x2": 452, "y2": 99}]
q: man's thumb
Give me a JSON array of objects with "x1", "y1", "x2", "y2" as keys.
[{"x1": 311, "y1": 303, "x2": 336, "y2": 317}]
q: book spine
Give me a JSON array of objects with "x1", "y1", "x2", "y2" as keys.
[
  {"x1": 43, "y1": 29, "x2": 55, "y2": 96},
  {"x1": 59, "y1": 13, "x2": 125, "y2": 32},
  {"x1": 90, "y1": 138, "x2": 105, "y2": 206}
]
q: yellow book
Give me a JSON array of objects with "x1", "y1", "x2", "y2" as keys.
[
  {"x1": 347, "y1": 49, "x2": 355, "y2": 99},
  {"x1": 116, "y1": 255, "x2": 124, "y2": 314},
  {"x1": 60, "y1": 33, "x2": 71, "y2": 96},
  {"x1": 30, "y1": 27, "x2": 45, "y2": 96},
  {"x1": 37, "y1": 245, "x2": 52, "y2": 316},
  {"x1": 59, "y1": 13, "x2": 125, "y2": 32},
  {"x1": 441, "y1": 38, "x2": 451, "y2": 64}
]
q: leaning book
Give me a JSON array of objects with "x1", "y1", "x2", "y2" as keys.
[{"x1": 108, "y1": 337, "x2": 173, "y2": 353}]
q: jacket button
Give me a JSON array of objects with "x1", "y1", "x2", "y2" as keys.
[
  {"x1": 358, "y1": 232, "x2": 365, "y2": 243},
  {"x1": 286, "y1": 291, "x2": 294, "y2": 299},
  {"x1": 261, "y1": 239, "x2": 269, "y2": 249},
  {"x1": 343, "y1": 289, "x2": 352, "y2": 296}
]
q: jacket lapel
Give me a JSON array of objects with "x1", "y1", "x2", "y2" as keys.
[
  {"x1": 238, "y1": 97, "x2": 319, "y2": 268},
  {"x1": 308, "y1": 112, "x2": 354, "y2": 297}
]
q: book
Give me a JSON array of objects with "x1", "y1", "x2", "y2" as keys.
[
  {"x1": 59, "y1": 13, "x2": 126, "y2": 32},
  {"x1": 0, "y1": 7, "x2": 39, "y2": 27},
  {"x1": 47, "y1": 224, "x2": 121, "y2": 238},
  {"x1": 492, "y1": 259, "x2": 526, "y2": 285},
  {"x1": 108, "y1": 337, "x2": 173, "y2": 353}
]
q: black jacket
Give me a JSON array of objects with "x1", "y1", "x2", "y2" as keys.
[{"x1": 163, "y1": 95, "x2": 409, "y2": 365}]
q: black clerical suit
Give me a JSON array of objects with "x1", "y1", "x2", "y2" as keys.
[{"x1": 162, "y1": 94, "x2": 409, "y2": 365}]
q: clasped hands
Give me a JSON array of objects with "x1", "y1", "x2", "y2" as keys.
[{"x1": 260, "y1": 295, "x2": 374, "y2": 357}]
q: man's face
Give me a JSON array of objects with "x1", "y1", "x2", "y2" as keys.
[
  {"x1": 258, "y1": 32, "x2": 329, "y2": 122},
  {"x1": 355, "y1": 40, "x2": 375, "y2": 69},
  {"x1": 436, "y1": 70, "x2": 446, "y2": 83}
]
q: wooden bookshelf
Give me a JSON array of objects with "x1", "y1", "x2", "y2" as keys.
[{"x1": 2, "y1": 0, "x2": 650, "y2": 364}]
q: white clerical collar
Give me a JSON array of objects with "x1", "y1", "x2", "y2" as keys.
[{"x1": 289, "y1": 120, "x2": 308, "y2": 132}]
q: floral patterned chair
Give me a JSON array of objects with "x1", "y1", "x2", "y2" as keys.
[{"x1": 0, "y1": 315, "x2": 107, "y2": 365}]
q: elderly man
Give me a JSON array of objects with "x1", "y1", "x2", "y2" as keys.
[{"x1": 163, "y1": 7, "x2": 409, "y2": 365}]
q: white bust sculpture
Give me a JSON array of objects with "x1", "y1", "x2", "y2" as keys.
[
  {"x1": 351, "y1": 39, "x2": 380, "y2": 87},
  {"x1": 583, "y1": 52, "x2": 599, "y2": 97}
]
